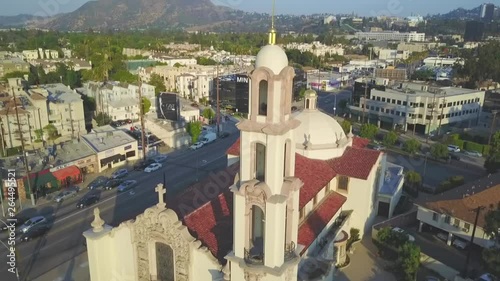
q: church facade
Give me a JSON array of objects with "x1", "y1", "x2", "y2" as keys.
[{"x1": 84, "y1": 29, "x2": 404, "y2": 281}]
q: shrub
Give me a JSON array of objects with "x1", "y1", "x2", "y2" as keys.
[
  {"x1": 452, "y1": 139, "x2": 465, "y2": 150},
  {"x1": 347, "y1": 228, "x2": 360, "y2": 250},
  {"x1": 464, "y1": 141, "x2": 484, "y2": 153},
  {"x1": 449, "y1": 175, "x2": 465, "y2": 186},
  {"x1": 403, "y1": 139, "x2": 421, "y2": 154}
]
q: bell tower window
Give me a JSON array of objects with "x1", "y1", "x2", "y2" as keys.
[
  {"x1": 250, "y1": 205, "x2": 265, "y2": 260},
  {"x1": 258, "y1": 80, "x2": 268, "y2": 116},
  {"x1": 255, "y1": 143, "x2": 266, "y2": 181}
]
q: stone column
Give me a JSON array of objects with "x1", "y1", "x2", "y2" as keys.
[{"x1": 83, "y1": 208, "x2": 114, "y2": 281}]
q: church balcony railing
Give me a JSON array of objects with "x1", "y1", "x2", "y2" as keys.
[
  {"x1": 284, "y1": 241, "x2": 297, "y2": 261},
  {"x1": 244, "y1": 248, "x2": 264, "y2": 265}
]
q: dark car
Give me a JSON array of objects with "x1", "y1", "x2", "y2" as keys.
[
  {"x1": 1, "y1": 214, "x2": 28, "y2": 232},
  {"x1": 19, "y1": 225, "x2": 50, "y2": 242},
  {"x1": 76, "y1": 194, "x2": 99, "y2": 208},
  {"x1": 220, "y1": 132, "x2": 230, "y2": 138},
  {"x1": 104, "y1": 179, "x2": 124, "y2": 190},
  {"x1": 87, "y1": 176, "x2": 109, "y2": 190},
  {"x1": 450, "y1": 153, "x2": 461, "y2": 161},
  {"x1": 133, "y1": 159, "x2": 155, "y2": 171}
]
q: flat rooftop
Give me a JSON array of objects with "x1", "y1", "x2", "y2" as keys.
[
  {"x1": 376, "y1": 83, "x2": 483, "y2": 98},
  {"x1": 40, "y1": 83, "x2": 83, "y2": 103},
  {"x1": 54, "y1": 141, "x2": 95, "y2": 163},
  {"x1": 379, "y1": 163, "x2": 404, "y2": 196},
  {"x1": 82, "y1": 125, "x2": 136, "y2": 152}
]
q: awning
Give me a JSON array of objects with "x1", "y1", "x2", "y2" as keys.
[
  {"x1": 52, "y1": 166, "x2": 82, "y2": 183},
  {"x1": 100, "y1": 154, "x2": 122, "y2": 166},
  {"x1": 24, "y1": 169, "x2": 58, "y2": 190}
]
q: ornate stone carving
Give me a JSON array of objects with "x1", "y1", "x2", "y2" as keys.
[
  {"x1": 245, "y1": 184, "x2": 267, "y2": 207},
  {"x1": 244, "y1": 271, "x2": 266, "y2": 281},
  {"x1": 91, "y1": 207, "x2": 105, "y2": 232}
]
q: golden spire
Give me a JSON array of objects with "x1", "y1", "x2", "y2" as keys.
[{"x1": 268, "y1": 0, "x2": 276, "y2": 45}]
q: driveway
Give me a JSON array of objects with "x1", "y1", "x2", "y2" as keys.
[{"x1": 335, "y1": 233, "x2": 397, "y2": 281}]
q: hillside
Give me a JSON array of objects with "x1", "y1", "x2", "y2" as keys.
[
  {"x1": 39, "y1": 0, "x2": 237, "y2": 31},
  {"x1": 0, "y1": 14, "x2": 47, "y2": 27}
]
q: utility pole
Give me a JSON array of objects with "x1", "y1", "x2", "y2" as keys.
[
  {"x1": 362, "y1": 48, "x2": 372, "y2": 124},
  {"x1": 488, "y1": 110, "x2": 498, "y2": 145},
  {"x1": 68, "y1": 103, "x2": 75, "y2": 139},
  {"x1": 462, "y1": 206, "x2": 484, "y2": 278},
  {"x1": 437, "y1": 91, "x2": 446, "y2": 136},
  {"x1": 11, "y1": 88, "x2": 35, "y2": 207},
  {"x1": 216, "y1": 64, "x2": 220, "y2": 136},
  {"x1": 426, "y1": 92, "x2": 437, "y2": 143},
  {"x1": 138, "y1": 80, "x2": 147, "y2": 162}
]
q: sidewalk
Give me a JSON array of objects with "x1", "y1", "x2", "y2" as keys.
[
  {"x1": 420, "y1": 253, "x2": 460, "y2": 281},
  {"x1": 30, "y1": 252, "x2": 89, "y2": 281}
]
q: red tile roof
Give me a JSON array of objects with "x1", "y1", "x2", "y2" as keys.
[
  {"x1": 352, "y1": 136, "x2": 370, "y2": 148},
  {"x1": 169, "y1": 163, "x2": 239, "y2": 263},
  {"x1": 298, "y1": 192, "x2": 347, "y2": 254},
  {"x1": 226, "y1": 137, "x2": 240, "y2": 156},
  {"x1": 327, "y1": 147, "x2": 381, "y2": 180},
  {"x1": 295, "y1": 154, "x2": 337, "y2": 209}
]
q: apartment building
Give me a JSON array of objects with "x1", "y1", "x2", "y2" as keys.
[
  {"x1": 284, "y1": 41, "x2": 345, "y2": 56},
  {"x1": 149, "y1": 54, "x2": 196, "y2": 66},
  {"x1": 22, "y1": 49, "x2": 59, "y2": 60},
  {"x1": 349, "y1": 81, "x2": 485, "y2": 134},
  {"x1": 40, "y1": 83, "x2": 86, "y2": 140},
  {"x1": 377, "y1": 49, "x2": 410, "y2": 60},
  {"x1": 355, "y1": 31, "x2": 425, "y2": 42},
  {"x1": 423, "y1": 57, "x2": 465, "y2": 67},
  {"x1": 29, "y1": 58, "x2": 92, "y2": 73},
  {"x1": 0, "y1": 57, "x2": 30, "y2": 78}
]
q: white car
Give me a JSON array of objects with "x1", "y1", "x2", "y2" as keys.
[
  {"x1": 464, "y1": 150, "x2": 482, "y2": 157},
  {"x1": 190, "y1": 142, "x2": 204, "y2": 150},
  {"x1": 154, "y1": 155, "x2": 168, "y2": 163},
  {"x1": 447, "y1": 145, "x2": 460, "y2": 153},
  {"x1": 392, "y1": 227, "x2": 415, "y2": 242},
  {"x1": 144, "y1": 163, "x2": 162, "y2": 173}
]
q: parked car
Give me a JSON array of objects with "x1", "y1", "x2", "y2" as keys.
[
  {"x1": 133, "y1": 159, "x2": 155, "y2": 171},
  {"x1": 447, "y1": 145, "x2": 460, "y2": 153},
  {"x1": 19, "y1": 216, "x2": 48, "y2": 234},
  {"x1": 464, "y1": 150, "x2": 482, "y2": 157},
  {"x1": 1, "y1": 214, "x2": 28, "y2": 232},
  {"x1": 144, "y1": 163, "x2": 162, "y2": 173},
  {"x1": 154, "y1": 155, "x2": 168, "y2": 163},
  {"x1": 54, "y1": 187, "x2": 80, "y2": 203},
  {"x1": 373, "y1": 145, "x2": 385, "y2": 151},
  {"x1": 450, "y1": 153, "x2": 461, "y2": 161},
  {"x1": 201, "y1": 132, "x2": 217, "y2": 145},
  {"x1": 111, "y1": 169, "x2": 128, "y2": 179},
  {"x1": 452, "y1": 238, "x2": 467, "y2": 250},
  {"x1": 87, "y1": 176, "x2": 109, "y2": 190},
  {"x1": 392, "y1": 227, "x2": 415, "y2": 242},
  {"x1": 190, "y1": 142, "x2": 204, "y2": 150},
  {"x1": 426, "y1": 276, "x2": 440, "y2": 281},
  {"x1": 476, "y1": 273, "x2": 498, "y2": 281},
  {"x1": 76, "y1": 194, "x2": 99, "y2": 209},
  {"x1": 103, "y1": 179, "x2": 123, "y2": 190},
  {"x1": 117, "y1": 180, "x2": 138, "y2": 192},
  {"x1": 19, "y1": 225, "x2": 50, "y2": 242},
  {"x1": 436, "y1": 232, "x2": 448, "y2": 241},
  {"x1": 220, "y1": 132, "x2": 230, "y2": 138}
]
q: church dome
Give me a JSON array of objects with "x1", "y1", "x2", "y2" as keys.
[
  {"x1": 293, "y1": 89, "x2": 351, "y2": 160},
  {"x1": 255, "y1": 44, "x2": 289, "y2": 74}
]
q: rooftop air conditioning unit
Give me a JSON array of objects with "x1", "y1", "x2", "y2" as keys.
[{"x1": 462, "y1": 228, "x2": 469, "y2": 233}]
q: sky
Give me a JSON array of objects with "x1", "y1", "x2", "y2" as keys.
[{"x1": 0, "y1": 0, "x2": 488, "y2": 17}]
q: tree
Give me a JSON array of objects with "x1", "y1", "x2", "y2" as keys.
[
  {"x1": 186, "y1": 121, "x2": 202, "y2": 143},
  {"x1": 2, "y1": 71, "x2": 29, "y2": 81},
  {"x1": 298, "y1": 88, "x2": 306, "y2": 100},
  {"x1": 485, "y1": 132, "x2": 500, "y2": 174},
  {"x1": 341, "y1": 120, "x2": 351, "y2": 135},
  {"x1": 43, "y1": 124, "x2": 58, "y2": 142},
  {"x1": 202, "y1": 108, "x2": 215, "y2": 120},
  {"x1": 199, "y1": 97, "x2": 208, "y2": 106},
  {"x1": 34, "y1": 129, "x2": 43, "y2": 142},
  {"x1": 403, "y1": 139, "x2": 421, "y2": 155},
  {"x1": 430, "y1": 143, "x2": 449, "y2": 159},
  {"x1": 483, "y1": 248, "x2": 500, "y2": 277},
  {"x1": 383, "y1": 131, "x2": 398, "y2": 147},
  {"x1": 398, "y1": 243, "x2": 420, "y2": 281},
  {"x1": 95, "y1": 112, "x2": 112, "y2": 126},
  {"x1": 196, "y1": 57, "x2": 217, "y2": 65},
  {"x1": 141, "y1": 97, "x2": 151, "y2": 114},
  {"x1": 148, "y1": 73, "x2": 166, "y2": 96},
  {"x1": 405, "y1": 171, "x2": 422, "y2": 190},
  {"x1": 359, "y1": 123, "x2": 378, "y2": 140}
]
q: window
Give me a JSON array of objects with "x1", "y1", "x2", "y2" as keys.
[
  {"x1": 381, "y1": 98, "x2": 386, "y2": 102},
  {"x1": 445, "y1": 215, "x2": 451, "y2": 224},
  {"x1": 255, "y1": 143, "x2": 266, "y2": 181},
  {"x1": 463, "y1": 223, "x2": 470, "y2": 232},
  {"x1": 300, "y1": 208, "x2": 305, "y2": 220},
  {"x1": 403, "y1": 101, "x2": 407, "y2": 106},
  {"x1": 453, "y1": 218, "x2": 460, "y2": 227},
  {"x1": 251, "y1": 205, "x2": 265, "y2": 250},
  {"x1": 432, "y1": 212, "x2": 439, "y2": 221},
  {"x1": 397, "y1": 100, "x2": 402, "y2": 105},
  {"x1": 258, "y1": 80, "x2": 268, "y2": 116},
  {"x1": 392, "y1": 99, "x2": 396, "y2": 104},
  {"x1": 313, "y1": 194, "x2": 318, "y2": 205},
  {"x1": 338, "y1": 176, "x2": 349, "y2": 191},
  {"x1": 447, "y1": 102, "x2": 452, "y2": 107},
  {"x1": 376, "y1": 97, "x2": 381, "y2": 101}
]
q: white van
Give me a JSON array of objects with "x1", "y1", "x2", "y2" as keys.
[{"x1": 447, "y1": 145, "x2": 460, "y2": 153}]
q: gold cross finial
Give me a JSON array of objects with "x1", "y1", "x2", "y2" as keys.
[{"x1": 268, "y1": 0, "x2": 277, "y2": 45}]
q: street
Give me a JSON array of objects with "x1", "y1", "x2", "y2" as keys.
[
  {"x1": 316, "y1": 89, "x2": 352, "y2": 116},
  {"x1": 0, "y1": 131, "x2": 239, "y2": 281}
]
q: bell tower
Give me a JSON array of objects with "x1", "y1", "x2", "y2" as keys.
[{"x1": 226, "y1": 1, "x2": 303, "y2": 280}]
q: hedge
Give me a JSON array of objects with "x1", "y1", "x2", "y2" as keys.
[
  {"x1": 436, "y1": 175, "x2": 465, "y2": 193},
  {"x1": 464, "y1": 141, "x2": 484, "y2": 153},
  {"x1": 452, "y1": 139, "x2": 465, "y2": 150}
]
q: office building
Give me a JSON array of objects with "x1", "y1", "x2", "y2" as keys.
[
  {"x1": 355, "y1": 31, "x2": 425, "y2": 42},
  {"x1": 464, "y1": 21, "x2": 485, "y2": 42},
  {"x1": 211, "y1": 74, "x2": 250, "y2": 114},
  {"x1": 480, "y1": 3, "x2": 495, "y2": 22}
]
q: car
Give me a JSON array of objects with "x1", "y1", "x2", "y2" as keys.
[
  {"x1": 447, "y1": 145, "x2": 460, "y2": 153},
  {"x1": 436, "y1": 232, "x2": 448, "y2": 241},
  {"x1": 426, "y1": 276, "x2": 440, "y2": 281},
  {"x1": 465, "y1": 150, "x2": 482, "y2": 157},
  {"x1": 19, "y1": 216, "x2": 47, "y2": 234},
  {"x1": 117, "y1": 180, "x2": 138, "y2": 192},
  {"x1": 0, "y1": 214, "x2": 28, "y2": 232},
  {"x1": 133, "y1": 159, "x2": 155, "y2": 171},
  {"x1": 103, "y1": 179, "x2": 123, "y2": 190},
  {"x1": 54, "y1": 187, "x2": 80, "y2": 203},
  {"x1": 144, "y1": 163, "x2": 162, "y2": 173},
  {"x1": 111, "y1": 169, "x2": 128, "y2": 179},
  {"x1": 452, "y1": 238, "x2": 467, "y2": 250},
  {"x1": 476, "y1": 273, "x2": 498, "y2": 281},
  {"x1": 76, "y1": 194, "x2": 99, "y2": 208},
  {"x1": 373, "y1": 145, "x2": 385, "y2": 151},
  {"x1": 392, "y1": 227, "x2": 415, "y2": 242},
  {"x1": 220, "y1": 132, "x2": 230, "y2": 139},
  {"x1": 87, "y1": 176, "x2": 109, "y2": 190},
  {"x1": 19, "y1": 225, "x2": 50, "y2": 242},
  {"x1": 450, "y1": 153, "x2": 461, "y2": 161},
  {"x1": 190, "y1": 142, "x2": 204, "y2": 150},
  {"x1": 154, "y1": 155, "x2": 168, "y2": 163}
]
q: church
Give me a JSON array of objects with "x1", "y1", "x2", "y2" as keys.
[{"x1": 83, "y1": 19, "x2": 404, "y2": 281}]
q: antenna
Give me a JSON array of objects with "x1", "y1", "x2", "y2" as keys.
[
  {"x1": 268, "y1": 0, "x2": 277, "y2": 45},
  {"x1": 271, "y1": 0, "x2": 275, "y2": 30}
]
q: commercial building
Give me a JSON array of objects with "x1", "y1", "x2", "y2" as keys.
[
  {"x1": 81, "y1": 125, "x2": 138, "y2": 172},
  {"x1": 211, "y1": 73, "x2": 250, "y2": 114},
  {"x1": 416, "y1": 173, "x2": 500, "y2": 249},
  {"x1": 480, "y1": 3, "x2": 495, "y2": 22},
  {"x1": 464, "y1": 21, "x2": 485, "y2": 42},
  {"x1": 306, "y1": 71, "x2": 350, "y2": 91},
  {"x1": 423, "y1": 57, "x2": 464, "y2": 67},
  {"x1": 0, "y1": 57, "x2": 30, "y2": 78},
  {"x1": 377, "y1": 49, "x2": 410, "y2": 61},
  {"x1": 355, "y1": 31, "x2": 425, "y2": 42},
  {"x1": 47, "y1": 140, "x2": 98, "y2": 174},
  {"x1": 348, "y1": 81, "x2": 485, "y2": 134},
  {"x1": 375, "y1": 68, "x2": 407, "y2": 80}
]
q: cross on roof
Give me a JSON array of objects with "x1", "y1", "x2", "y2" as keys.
[{"x1": 155, "y1": 184, "x2": 166, "y2": 209}]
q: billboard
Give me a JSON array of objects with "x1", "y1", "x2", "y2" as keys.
[
  {"x1": 212, "y1": 74, "x2": 249, "y2": 114},
  {"x1": 157, "y1": 92, "x2": 179, "y2": 121}
]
